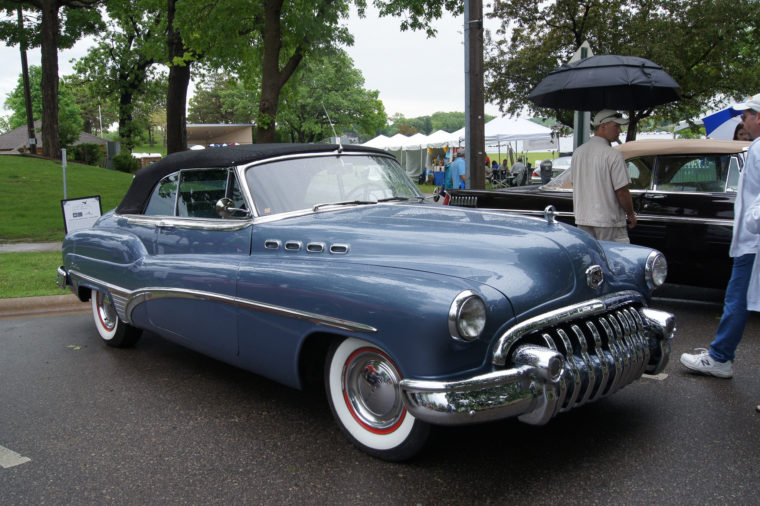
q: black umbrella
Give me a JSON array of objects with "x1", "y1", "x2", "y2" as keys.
[{"x1": 528, "y1": 55, "x2": 681, "y2": 111}]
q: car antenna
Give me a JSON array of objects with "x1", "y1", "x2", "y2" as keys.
[{"x1": 322, "y1": 104, "x2": 343, "y2": 153}]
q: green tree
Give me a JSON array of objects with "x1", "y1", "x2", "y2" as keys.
[
  {"x1": 4, "y1": 65, "x2": 83, "y2": 146},
  {"x1": 0, "y1": 0, "x2": 102, "y2": 158},
  {"x1": 71, "y1": 0, "x2": 165, "y2": 151},
  {"x1": 430, "y1": 111, "x2": 465, "y2": 132},
  {"x1": 277, "y1": 50, "x2": 386, "y2": 143},
  {"x1": 65, "y1": 73, "x2": 118, "y2": 135},
  {"x1": 175, "y1": 0, "x2": 356, "y2": 145},
  {"x1": 187, "y1": 73, "x2": 259, "y2": 125},
  {"x1": 484, "y1": 0, "x2": 760, "y2": 141}
]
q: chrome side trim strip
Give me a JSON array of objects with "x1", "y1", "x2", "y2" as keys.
[
  {"x1": 473, "y1": 208, "x2": 734, "y2": 227},
  {"x1": 120, "y1": 214, "x2": 252, "y2": 231},
  {"x1": 68, "y1": 271, "x2": 376, "y2": 333},
  {"x1": 127, "y1": 288, "x2": 377, "y2": 333}
]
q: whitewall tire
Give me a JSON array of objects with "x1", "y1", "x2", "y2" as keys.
[
  {"x1": 91, "y1": 289, "x2": 142, "y2": 348},
  {"x1": 325, "y1": 337, "x2": 429, "y2": 461}
]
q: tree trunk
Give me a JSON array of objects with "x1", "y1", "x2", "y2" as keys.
[
  {"x1": 254, "y1": 0, "x2": 303, "y2": 144},
  {"x1": 117, "y1": 62, "x2": 152, "y2": 151},
  {"x1": 166, "y1": 63, "x2": 190, "y2": 153},
  {"x1": 40, "y1": 0, "x2": 60, "y2": 159},
  {"x1": 18, "y1": 7, "x2": 37, "y2": 155},
  {"x1": 625, "y1": 111, "x2": 640, "y2": 142},
  {"x1": 165, "y1": 0, "x2": 189, "y2": 154},
  {"x1": 118, "y1": 91, "x2": 135, "y2": 151}
]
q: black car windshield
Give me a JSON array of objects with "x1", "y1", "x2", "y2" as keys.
[{"x1": 244, "y1": 153, "x2": 423, "y2": 215}]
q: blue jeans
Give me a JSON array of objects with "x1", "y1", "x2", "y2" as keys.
[{"x1": 709, "y1": 254, "x2": 756, "y2": 362}]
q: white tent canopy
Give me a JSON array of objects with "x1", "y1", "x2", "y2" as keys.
[
  {"x1": 361, "y1": 130, "x2": 461, "y2": 181},
  {"x1": 452, "y1": 116, "x2": 552, "y2": 143},
  {"x1": 425, "y1": 130, "x2": 460, "y2": 148},
  {"x1": 362, "y1": 134, "x2": 391, "y2": 149},
  {"x1": 361, "y1": 117, "x2": 552, "y2": 180},
  {"x1": 385, "y1": 133, "x2": 414, "y2": 150}
]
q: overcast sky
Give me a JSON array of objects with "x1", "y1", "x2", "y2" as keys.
[{"x1": 0, "y1": 6, "x2": 503, "y2": 121}]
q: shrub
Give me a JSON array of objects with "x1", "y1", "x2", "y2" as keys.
[
  {"x1": 70, "y1": 143, "x2": 106, "y2": 167},
  {"x1": 112, "y1": 152, "x2": 141, "y2": 173}
]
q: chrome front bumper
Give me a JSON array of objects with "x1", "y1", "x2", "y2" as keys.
[{"x1": 400, "y1": 295, "x2": 675, "y2": 426}]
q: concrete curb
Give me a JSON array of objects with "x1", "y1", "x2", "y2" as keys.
[{"x1": 0, "y1": 293, "x2": 90, "y2": 318}]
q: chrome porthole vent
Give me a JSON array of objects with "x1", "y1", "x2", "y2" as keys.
[
  {"x1": 330, "y1": 244, "x2": 350, "y2": 255},
  {"x1": 264, "y1": 239, "x2": 281, "y2": 250},
  {"x1": 306, "y1": 242, "x2": 326, "y2": 253},
  {"x1": 284, "y1": 241, "x2": 302, "y2": 252}
]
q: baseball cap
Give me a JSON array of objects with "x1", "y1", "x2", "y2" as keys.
[
  {"x1": 593, "y1": 109, "x2": 629, "y2": 126},
  {"x1": 734, "y1": 93, "x2": 760, "y2": 112}
]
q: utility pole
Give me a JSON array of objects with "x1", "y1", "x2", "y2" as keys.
[
  {"x1": 17, "y1": 7, "x2": 37, "y2": 155},
  {"x1": 464, "y1": 0, "x2": 485, "y2": 189},
  {"x1": 571, "y1": 41, "x2": 593, "y2": 150}
]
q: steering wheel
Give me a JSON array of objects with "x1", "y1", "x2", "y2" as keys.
[{"x1": 345, "y1": 183, "x2": 387, "y2": 201}]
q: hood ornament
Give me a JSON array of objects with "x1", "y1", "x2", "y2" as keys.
[
  {"x1": 544, "y1": 205, "x2": 557, "y2": 223},
  {"x1": 586, "y1": 265, "x2": 604, "y2": 290}
]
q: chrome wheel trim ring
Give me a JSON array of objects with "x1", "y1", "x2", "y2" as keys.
[
  {"x1": 343, "y1": 347, "x2": 406, "y2": 433},
  {"x1": 96, "y1": 291, "x2": 117, "y2": 333}
]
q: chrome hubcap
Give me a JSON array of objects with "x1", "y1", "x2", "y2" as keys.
[
  {"x1": 97, "y1": 292, "x2": 116, "y2": 331},
  {"x1": 344, "y1": 348, "x2": 404, "y2": 431}
]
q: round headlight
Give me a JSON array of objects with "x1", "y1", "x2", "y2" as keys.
[
  {"x1": 448, "y1": 291, "x2": 487, "y2": 342},
  {"x1": 646, "y1": 251, "x2": 668, "y2": 289}
]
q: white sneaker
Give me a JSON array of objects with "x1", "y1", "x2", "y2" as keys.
[{"x1": 680, "y1": 348, "x2": 733, "y2": 378}]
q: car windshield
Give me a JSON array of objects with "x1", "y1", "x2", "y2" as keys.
[
  {"x1": 244, "y1": 153, "x2": 423, "y2": 216},
  {"x1": 542, "y1": 166, "x2": 573, "y2": 190}
]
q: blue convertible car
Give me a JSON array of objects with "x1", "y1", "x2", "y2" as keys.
[{"x1": 57, "y1": 144, "x2": 675, "y2": 460}]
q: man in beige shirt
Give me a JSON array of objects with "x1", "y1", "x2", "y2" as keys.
[{"x1": 570, "y1": 110, "x2": 637, "y2": 243}]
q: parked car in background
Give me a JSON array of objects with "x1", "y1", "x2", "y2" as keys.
[
  {"x1": 446, "y1": 139, "x2": 750, "y2": 289},
  {"x1": 530, "y1": 155, "x2": 572, "y2": 184},
  {"x1": 57, "y1": 143, "x2": 675, "y2": 461}
]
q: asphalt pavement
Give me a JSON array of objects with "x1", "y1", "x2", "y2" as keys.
[{"x1": 1, "y1": 299, "x2": 758, "y2": 503}]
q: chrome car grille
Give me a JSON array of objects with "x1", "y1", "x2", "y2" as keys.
[
  {"x1": 448, "y1": 194, "x2": 478, "y2": 207},
  {"x1": 509, "y1": 303, "x2": 654, "y2": 414}
]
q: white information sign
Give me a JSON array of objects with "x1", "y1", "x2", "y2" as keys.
[{"x1": 61, "y1": 196, "x2": 102, "y2": 233}]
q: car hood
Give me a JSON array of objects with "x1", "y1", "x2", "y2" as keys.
[{"x1": 258, "y1": 204, "x2": 616, "y2": 314}]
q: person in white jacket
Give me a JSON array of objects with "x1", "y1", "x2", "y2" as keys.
[
  {"x1": 746, "y1": 193, "x2": 760, "y2": 312},
  {"x1": 681, "y1": 94, "x2": 760, "y2": 379},
  {"x1": 746, "y1": 193, "x2": 760, "y2": 413}
]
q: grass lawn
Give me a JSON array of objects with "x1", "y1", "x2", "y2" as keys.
[
  {"x1": 0, "y1": 154, "x2": 134, "y2": 298},
  {"x1": 0, "y1": 251, "x2": 63, "y2": 298},
  {"x1": 0, "y1": 154, "x2": 134, "y2": 242}
]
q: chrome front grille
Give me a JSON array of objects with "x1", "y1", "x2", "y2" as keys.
[
  {"x1": 449, "y1": 194, "x2": 478, "y2": 207},
  {"x1": 511, "y1": 304, "x2": 652, "y2": 415}
]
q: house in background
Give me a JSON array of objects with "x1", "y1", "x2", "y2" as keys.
[
  {"x1": 186, "y1": 124, "x2": 254, "y2": 148},
  {"x1": 0, "y1": 121, "x2": 109, "y2": 154}
]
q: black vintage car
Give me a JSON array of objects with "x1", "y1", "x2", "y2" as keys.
[{"x1": 446, "y1": 139, "x2": 751, "y2": 289}]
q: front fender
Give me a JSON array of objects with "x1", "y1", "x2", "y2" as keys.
[
  {"x1": 599, "y1": 242, "x2": 663, "y2": 299},
  {"x1": 236, "y1": 257, "x2": 514, "y2": 381}
]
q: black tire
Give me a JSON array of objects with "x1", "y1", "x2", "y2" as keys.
[
  {"x1": 91, "y1": 289, "x2": 142, "y2": 348},
  {"x1": 324, "y1": 337, "x2": 430, "y2": 461}
]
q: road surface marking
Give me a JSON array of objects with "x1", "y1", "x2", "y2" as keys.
[{"x1": 0, "y1": 445, "x2": 31, "y2": 468}]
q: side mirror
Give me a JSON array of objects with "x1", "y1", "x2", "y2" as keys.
[{"x1": 215, "y1": 198, "x2": 249, "y2": 218}]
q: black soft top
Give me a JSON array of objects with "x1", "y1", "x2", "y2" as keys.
[{"x1": 116, "y1": 143, "x2": 389, "y2": 215}]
